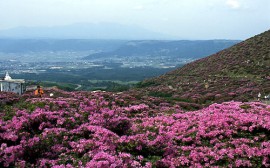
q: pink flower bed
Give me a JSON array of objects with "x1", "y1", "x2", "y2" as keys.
[{"x1": 1, "y1": 91, "x2": 270, "y2": 167}]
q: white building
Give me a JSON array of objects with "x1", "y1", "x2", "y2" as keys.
[{"x1": 0, "y1": 72, "x2": 26, "y2": 95}]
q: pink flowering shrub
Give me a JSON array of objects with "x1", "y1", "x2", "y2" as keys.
[{"x1": 1, "y1": 90, "x2": 270, "y2": 167}]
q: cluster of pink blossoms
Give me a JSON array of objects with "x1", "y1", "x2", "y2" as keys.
[{"x1": 0, "y1": 90, "x2": 270, "y2": 167}]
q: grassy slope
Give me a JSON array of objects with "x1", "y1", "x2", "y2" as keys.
[{"x1": 135, "y1": 30, "x2": 270, "y2": 105}]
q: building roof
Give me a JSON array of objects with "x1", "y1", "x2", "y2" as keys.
[
  {"x1": 0, "y1": 72, "x2": 25, "y2": 83},
  {"x1": 4, "y1": 72, "x2": 12, "y2": 80}
]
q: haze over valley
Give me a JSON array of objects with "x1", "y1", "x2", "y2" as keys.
[{"x1": 0, "y1": 38, "x2": 239, "y2": 91}]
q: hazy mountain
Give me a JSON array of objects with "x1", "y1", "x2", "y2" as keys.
[
  {"x1": 0, "y1": 23, "x2": 175, "y2": 40},
  {"x1": 0, "y1": 39, "x2": 126, "y2": 53},
  {"x1": 84, "y1": 40, "x2": 240, "y2": 59},
  {"x1": 135, "y1": 29, "x2": 270, "y2": 104}
]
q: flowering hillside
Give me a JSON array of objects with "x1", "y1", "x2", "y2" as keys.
[
  {"x1": 1, "y1": 29, "x2": 270, "y2": 167},
  {"x1": 137, "y1": 29, "x2": 270, "y2": 105},
  {"x1": 1, "y1": 90, "x2": 270, "y2": 167}
]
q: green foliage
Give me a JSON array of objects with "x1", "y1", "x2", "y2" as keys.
[
  {"x1": 1, "y1": 105, "x2": 15, "y2": 121},
  {"x1": 165, "y1": 97, "x2": 192, "y2": 103},
  {"x1": 240, "y1": 104, "x2": 252, "y2": 109},
  {"x1": 104, "y1": 83, "x2": 131, "y2": 92},
  {"x1": 23, "y1": 133, "x2": 67, "y2": 164},
  {"x1": 16, "y1": 100, "x2": 46, "y2": 112},
  {"x1": 27, "y1": 81, "x2": 77, "y2": 91},
  {"x1": 16, "y1": 66, "x2": 173, "y2": 91},
  {"x1": 143, "y1": 155, "x2": 162, "y2": 167},
  {"x1": 0, "y1": 99, "x2": 48, "y2": 121},
  {"x1": 136, "y1": 81, "x2": 159, "y2": 88},
  {"x1": 213, "y1": 157, "x2": 230, "y2": 167},
  {"x1": 149, "y1": 92, "x2": 172, "y2": 98},
  {"x1": 117, "y1": 141, "x2": 164, "y2": 162},
  {"x1": 232, "y1": 127, "x2": 270, "y2": 142},
  {"x1": 200, "y1": 137, "x2": 213, "y2": 147},
  {"x1": 250, "y1": 157, "x2": 263, "y2": 167},
  {"x1": 109, "y1": 120, "x2": 131, "y2": 136}
]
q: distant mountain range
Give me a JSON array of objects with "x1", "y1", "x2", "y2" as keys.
[
  {"x1": 135, "y1": 29, "x2": 270, "y2": 105},
  {"x1": 0, "y1": 39, "x2": 126, "y2": 53},
  {"x1": 84, "y1": 40, "x2": 240, "y2": 60},
  {"x1": 0, "y1": 23, "x2": 175, "y2": 40},
  {"x1": 0, "y1": 38, "x2": 240, "y2": 61}
]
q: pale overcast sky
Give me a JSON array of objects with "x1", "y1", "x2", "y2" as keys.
[{"x1": 0, "y1": 0, "x2": 269, "y2": 39}]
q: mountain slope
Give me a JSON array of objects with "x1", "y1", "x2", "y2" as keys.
[{"x1": 136, "y1": 29, "x2": 270, "y2": 104}]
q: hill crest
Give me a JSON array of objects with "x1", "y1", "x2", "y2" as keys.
[{"x1": 136, "y1": 29, "x2": 270, "y2": 105}]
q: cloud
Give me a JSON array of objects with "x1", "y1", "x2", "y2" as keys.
[{"x1": 226, "y1": 0, "x2": 241, "y2": 9}]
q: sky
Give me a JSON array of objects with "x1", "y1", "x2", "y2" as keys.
[{"x1": 0, "y1": 0, "x2": 269, "y2": 40}]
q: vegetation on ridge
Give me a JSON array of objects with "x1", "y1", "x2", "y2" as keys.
[{"x1": 136, "y1": 30, "x2": 270, "y2": 105}]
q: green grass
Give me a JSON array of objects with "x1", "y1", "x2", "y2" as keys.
[
  {"x1": 27, "y1": 81, "x2": 78, "y2": 91},
  {"x1": 88, "y1": 80, "x2": 139, "y2": 85}
]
